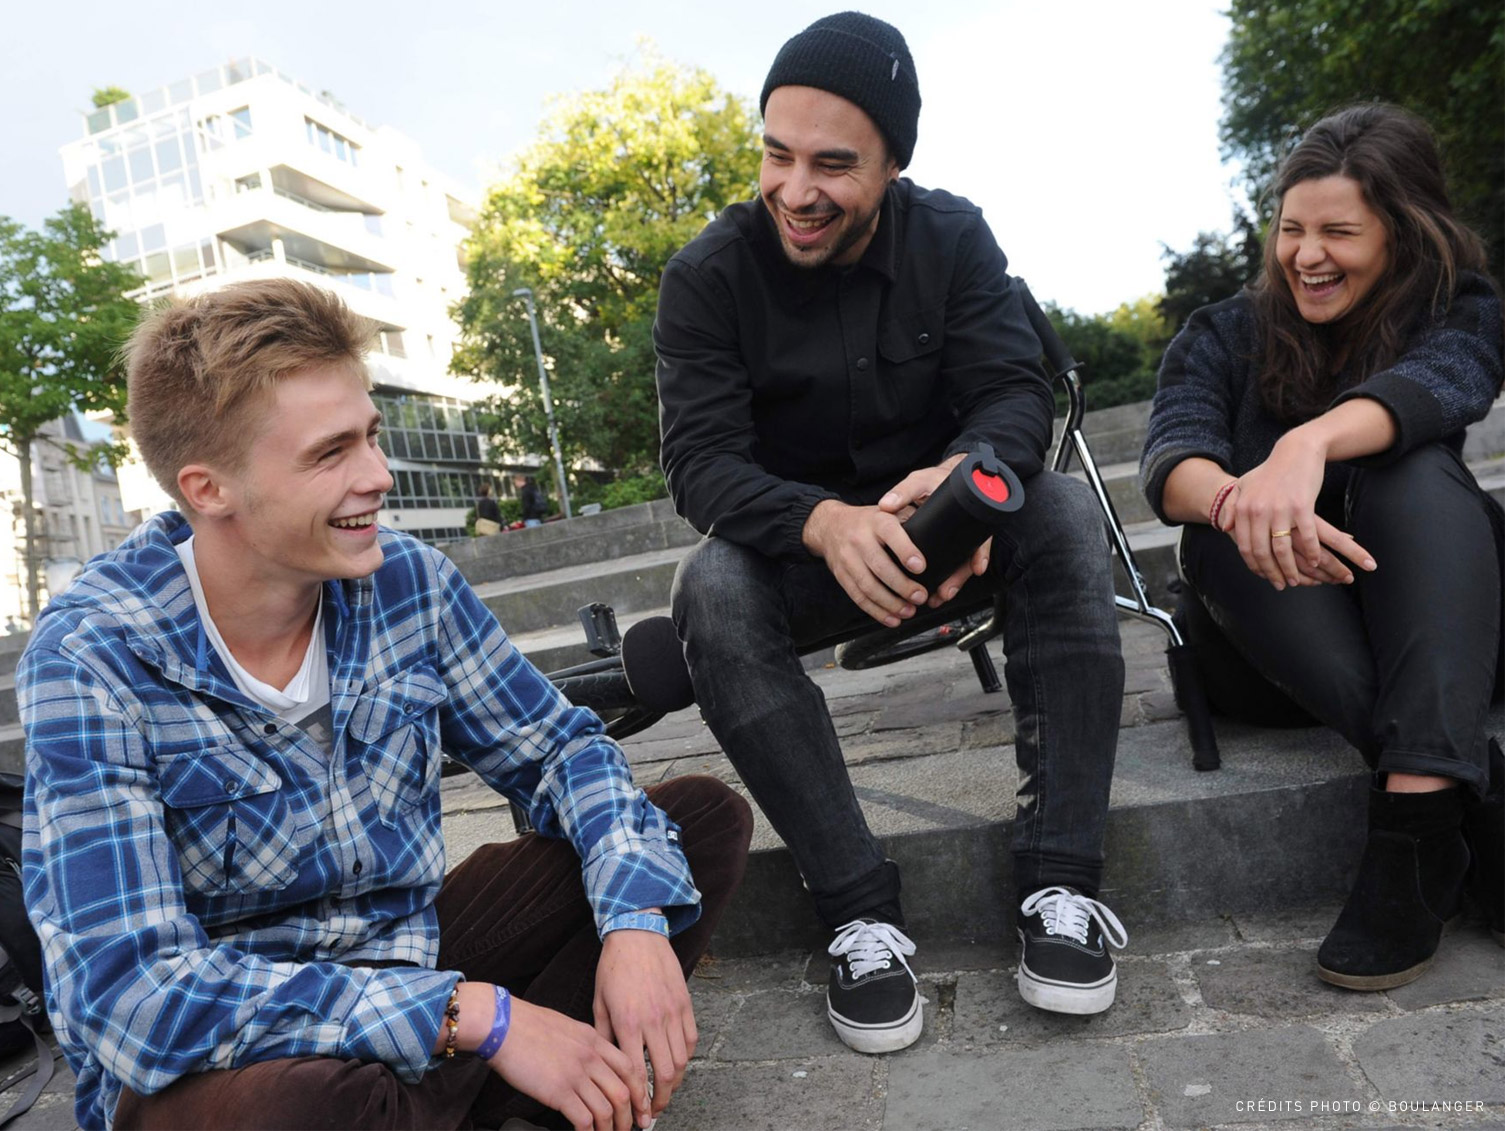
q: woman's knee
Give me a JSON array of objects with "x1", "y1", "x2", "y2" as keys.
[{"x1": 1348, "y1": 443, "x2": 1475, "y2": 526}]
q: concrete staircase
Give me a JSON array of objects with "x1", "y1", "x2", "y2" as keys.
[{"x1": 443, "y1": 394, "x2": 1505, "y2": 675}]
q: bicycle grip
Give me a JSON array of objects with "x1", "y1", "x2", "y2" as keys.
[{"x1": 900, "y1": 445, "x2": 1024, "y2": 593}]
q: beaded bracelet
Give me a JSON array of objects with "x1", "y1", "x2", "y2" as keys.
[
  {"x1": 475, "y1": 985, "x2": 512, "y2": 1060},
  {"x1": 1208, "y1": 480, "x2": 1239, "y2": 530},
  {"x1": 442, "y1": 986, "x2": 461, "y2": 1059}
]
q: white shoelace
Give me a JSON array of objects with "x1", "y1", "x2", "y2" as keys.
[
  {"x1": 829, "y1": 919, "x2": 919, "y2": 981},
  {"x1": 1020, "y1": 887, "x2": 1129, "y2": 950}
]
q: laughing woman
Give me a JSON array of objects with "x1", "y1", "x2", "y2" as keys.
[{"x1": 1141, "y1": 103, "x2": 1504, "y2": 989}]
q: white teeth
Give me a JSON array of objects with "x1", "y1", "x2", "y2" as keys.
[
  {"x1": 1301, "y1": 272, "x2": 1341, "y2": 285},
  {"x1": 788, "y1": 215, "x2": 833, "y2": 231},
  {"x1": 331, "y1": 514, "x2": 375, "y2": 529}
]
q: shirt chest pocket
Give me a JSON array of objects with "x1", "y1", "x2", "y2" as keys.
[
  {"x1": 157, "y1": 748, "x2": 299, "y2": 895},
  {"x1": 347, "y1": 668, "x2": 448, "y2": 828},
  {"x1": 877, "y1": 306, "x2": 946, "y2": 416}
]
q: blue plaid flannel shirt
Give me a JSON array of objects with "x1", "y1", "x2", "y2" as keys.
[{"x1": 19, "y1": 513, "x2": 700, "y2": 1130}]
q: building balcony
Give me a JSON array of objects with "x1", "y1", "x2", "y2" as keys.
[{"x1": 207, "y1": 185, "x2": 393, "y2": 274}]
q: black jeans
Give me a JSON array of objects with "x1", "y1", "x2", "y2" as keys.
[
  {"x1": 671, "y1": 470, "x2": 1125, "y2": 928},
  {"x1": 1180, "y1": 444, "x2": 1503, "y2": 795}
]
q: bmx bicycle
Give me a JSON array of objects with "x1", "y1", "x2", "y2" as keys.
[{"x1": 536, "y1": 280, "x2": 1220, "y2": 779}]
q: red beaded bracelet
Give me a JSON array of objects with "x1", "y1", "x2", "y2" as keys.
[{"x1": 1208, "y1": 480, "x2": 1239, "y2": 529}]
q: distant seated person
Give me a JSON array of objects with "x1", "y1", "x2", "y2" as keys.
[
  {"x1": 18, "y1": 279, "x2": 752, "y2": 1131},
  {"x1": 474, "y1": 481, "x2": 504, "y2": 530},
  {"x1": 1141, "y1": 104, "x2": 1503, "y2": 991},
  {"x1": 514, "y1": 473, "x2": 550, "y2": 526}
]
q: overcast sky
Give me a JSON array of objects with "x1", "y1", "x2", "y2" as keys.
[{"x1": 1, "y1": 0, "x2": 1245, "y2": 315}]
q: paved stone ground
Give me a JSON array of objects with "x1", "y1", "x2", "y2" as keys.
[
  {"x1": 4, "y1": 618, "x2": 1501, "y2": 1129},
  {"x1": 661, "y1": 906, "x2": 1503, "y2": 1131}
]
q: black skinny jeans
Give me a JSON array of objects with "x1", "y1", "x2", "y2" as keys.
[{"x1": 1179, "y1": 443, "x2": 1503, "y2": 794}]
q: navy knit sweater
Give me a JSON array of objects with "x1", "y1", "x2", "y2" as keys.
[{"x1": 1140, "y1": 272, "x2": 1504, "y2": 525}]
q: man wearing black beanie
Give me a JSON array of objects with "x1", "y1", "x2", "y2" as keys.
[{"x1": 656, "y1": 11, "x2": 1128, "y2": 1052}]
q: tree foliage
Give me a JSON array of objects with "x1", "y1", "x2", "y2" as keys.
[
  {"x1": 1157, "y1": 215, "x2": 1263, "y2": 335},
  {"x1": 453, "y1": 48, "x2": 762, "y2": 483},
  {"x1": 1045, "y1": 296, "x2": 1170, "y2": 410},
  {"x1": 1220, "y1": 0, "x2": 1504, "y2": 277},
  {"x1": 91, "y1": 87, "x2": 131, "y2": 109},
  {"x1": 0, "y1": 204, "x2": 143, "y2": 617}
]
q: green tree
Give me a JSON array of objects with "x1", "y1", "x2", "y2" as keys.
[
  {"x1": 1045, "y1": 301, "x2": 1163, "y2": 410},
  {"x1": 0, "y1": 204, "x2": 142, "y2": 620},
  {"x1": 453, "y1": 48, "x2": 761, "y2": 487},
  {"x1": 91, "y1": 86, "x2": 131, "y2": 109},
  {"x1": 1220, "y1": 0, "x2": 1504, "y2": 277},
  {"x1": 1158, "y1": 217, "x2": 1263, "y2": 336}
]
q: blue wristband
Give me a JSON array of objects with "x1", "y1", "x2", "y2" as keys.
[{"x1": 475, "y1": 985, "x2": 511, "y2": 1060}]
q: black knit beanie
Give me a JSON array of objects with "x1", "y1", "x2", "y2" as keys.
[{"x1": 760, "y1": 11, "x2": 921, "y2": 168}]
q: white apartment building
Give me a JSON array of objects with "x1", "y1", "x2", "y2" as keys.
[{"x1": 58, "y1": 57, "x2": 498, "y2": 544}]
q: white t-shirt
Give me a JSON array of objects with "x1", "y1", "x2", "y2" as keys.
[{"x1": 175, "y1": 536, "x2": 330, "y2": 726}]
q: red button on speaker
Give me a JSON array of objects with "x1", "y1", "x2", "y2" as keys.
[{"x1": 972, "y1": 468, "x2": 1010, "y2": 504}]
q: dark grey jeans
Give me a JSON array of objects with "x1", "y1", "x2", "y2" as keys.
[
  {"x1": 671, "y1": 470, "x2": 1125, "y2": 929},
  {"x1": 1179, "y1": 443, "x2": 1503, "y2": 795}
]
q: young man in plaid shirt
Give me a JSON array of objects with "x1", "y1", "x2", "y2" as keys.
[{"x1": 20, "y1": 278, "x2": 751, "y2": 1131}]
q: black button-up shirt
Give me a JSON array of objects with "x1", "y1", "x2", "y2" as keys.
[{"x1": 655, "y1": 179, "x2": 1052, "y2": 560}]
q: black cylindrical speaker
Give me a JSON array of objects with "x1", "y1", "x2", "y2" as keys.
[{"x1": 900, "y1": 444, "x2": 1024, "y2": 593}]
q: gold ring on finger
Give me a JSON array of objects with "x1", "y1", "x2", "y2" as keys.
[{"x1": 1270, "y1": 529, "x2": 1292, "y2": 538}]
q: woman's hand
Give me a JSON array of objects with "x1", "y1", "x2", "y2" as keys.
[{"x1": 1222, "y1": 430, "x2": 1376, "y2": 589}]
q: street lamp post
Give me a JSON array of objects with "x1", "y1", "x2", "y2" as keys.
[{"x1": 511, "y1": 287, "x2": 573, "y2": 520}]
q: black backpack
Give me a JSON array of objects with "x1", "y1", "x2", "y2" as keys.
[{"x1": 0, "y1": 774, "x2": 54, "y2": 1127}]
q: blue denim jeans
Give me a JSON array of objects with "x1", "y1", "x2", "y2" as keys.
[{"x1": 671, "y1": 470, "x2": 1125, "y2": 928}]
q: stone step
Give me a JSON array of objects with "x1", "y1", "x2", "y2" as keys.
[{"x1": 439, "y1": 498, "x2": 697, "y2": 588}]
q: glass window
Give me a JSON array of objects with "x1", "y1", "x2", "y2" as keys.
[
  {"x1": 375, "y1": 274, "x2": 394, "y2": 297},
  {"x1": 128, "y1": 146, "x2": 154, "y2": 185},
  {"x1": 168, "y1": 78, "x2": 193, "y2": 105},
  {"x1": 86, "y1": 109, "x2": 111, "y2": 134},
  {"x1": 364, "y1": 213, "x2": 383, "y2": 237},
  {"x1": 172, "y1": 244, "x2": 199, "y2": 277},
  {"x1": 141, "y1": 224, "x2": 165, "y2": 253},
  {"x1": 114, "y1": 100, "x2": 139, "y2": 124},
  {"x1": 102, "y1": 156, "x2": 127, "y2": 193},
  {"x1": 116, "y1": 231, "x2": 139, "y2": 260},
  {"x1": 235, "y1": 173, "x2": 261, "y2": 192},
  {"x1": 333, "y1": 136, "x2": 347, "y2": 161},
  {"x1": 86, "y1": 166, "x2": 101, "y2": 196},
  {"x1": 201, "y1": 239, "x2": 217, "y2": 270},
  {"x1": 188, "y1": 168, "x2": 202, "y2": 201},
  {"x1": 230, "y1": 107, "x2": 252, "y2": 139},
  {"x1": 154, "y1": 136, "x2": 181, "y2": 174},
  {"x1": 144, "y1": 251, "x2": 170, "y2": 283},
  {"x1": 196, "y1": 68, "x2": 221, "y2": 95},
  {"x1": 140, "y1": 89, "x2": 165, "y2": 115}
]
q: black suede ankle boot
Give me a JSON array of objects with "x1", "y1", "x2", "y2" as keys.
[
  {"x1": 1317, "y1": 785, "x2": 1469, "y2": 990},
  {"x1": 1462, "y1": 738, "x2": 1503, "y2": 944}
]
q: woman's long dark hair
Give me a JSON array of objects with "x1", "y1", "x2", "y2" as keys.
[{"x1": 1252, "y1": 103, "x2": 1490, "y2": 421}]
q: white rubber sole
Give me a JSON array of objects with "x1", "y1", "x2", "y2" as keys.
[
  {"x1": 827, "y1": 992, "x2": 924, "y2": 1053},
  {"x1": 1017, "y1": 962, "x2": 1117, "y2": 1015}
]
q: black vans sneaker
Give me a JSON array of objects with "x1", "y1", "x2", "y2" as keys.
[
  {"x1": 826, "y1": 918, "x2": 923, "y2": 1053},
  {"x1": 1016, "y1": 886, "x2": 1127, "y2": 1015}
]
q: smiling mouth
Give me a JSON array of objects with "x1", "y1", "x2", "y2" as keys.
[
  {"x1": 329, "y1": 512, "x2": 378, "y2": 530},
  {"x1": 1299, "y1": 272, "x2": 1344, "y2": 293}
]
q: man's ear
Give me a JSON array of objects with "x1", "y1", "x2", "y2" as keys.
[{"x1": 178, "y1": 464, "x2": 233, "y2": 518}]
